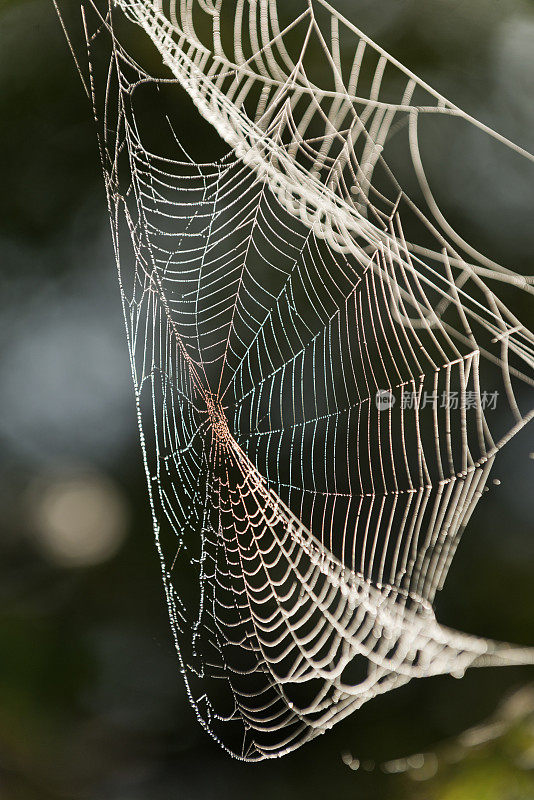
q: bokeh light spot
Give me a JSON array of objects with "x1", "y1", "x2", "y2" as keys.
[{"x1": 31, "y1": 470, "x2": 128, "y2": 567}]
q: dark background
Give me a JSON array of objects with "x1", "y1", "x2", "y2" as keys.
[{"x1": 1, "y1": 1, "x2": 533, "y2": 798}]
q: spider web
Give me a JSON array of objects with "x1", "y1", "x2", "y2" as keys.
[{"x1": 59, "y1": 0, "x2": 534, "y2": 760}]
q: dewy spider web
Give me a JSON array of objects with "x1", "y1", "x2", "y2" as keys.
[{"x1": 59, "y1": 0, "x2": 534, "y2": 760}]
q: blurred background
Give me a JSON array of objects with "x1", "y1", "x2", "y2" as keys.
[{"x1": 1, "y1": 1, "x2": 533, "y2": 798}]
